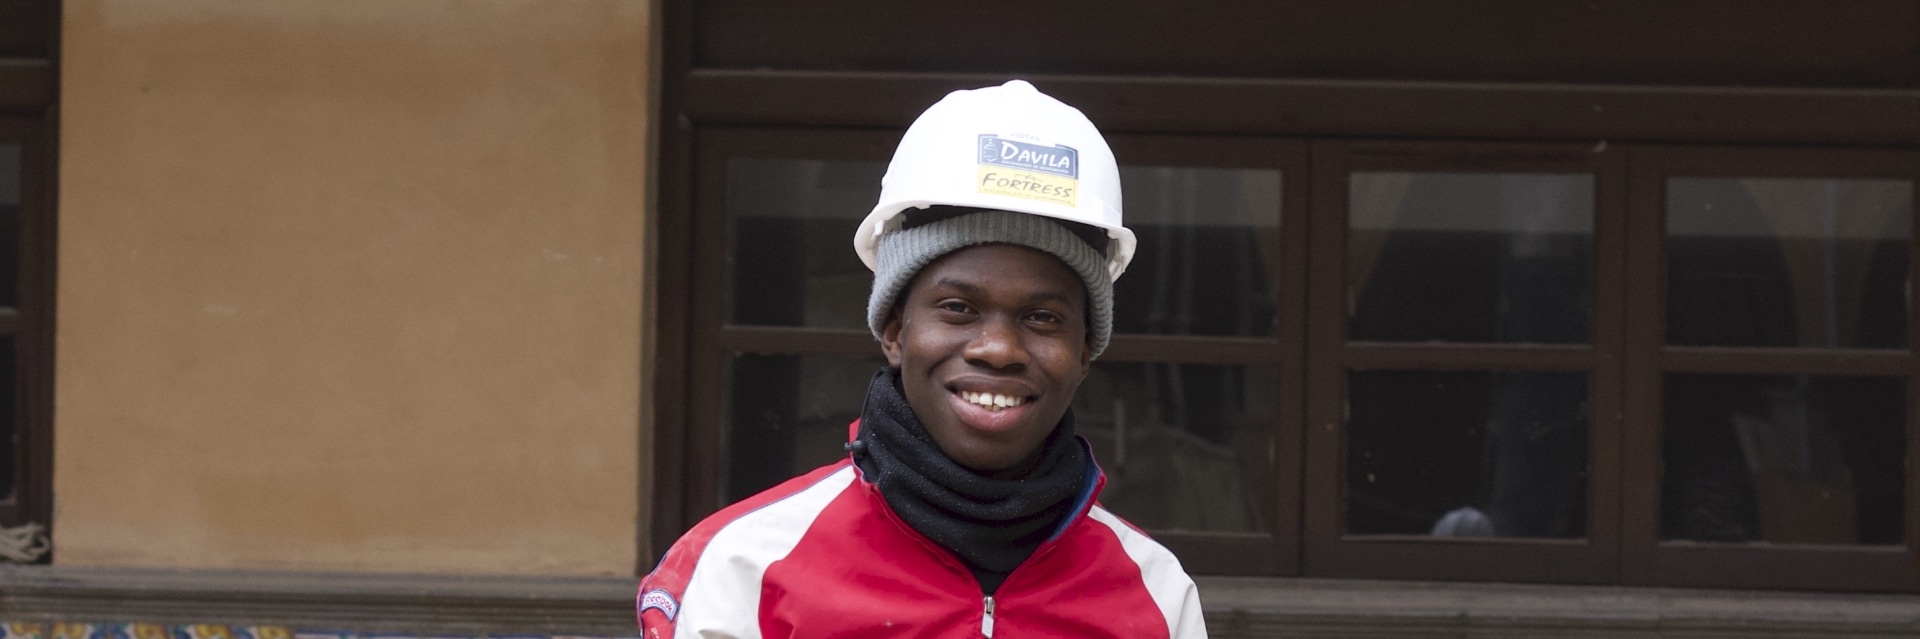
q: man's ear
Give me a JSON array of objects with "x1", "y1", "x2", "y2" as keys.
[{"x1": 880, "y1": 312, "x2": 905, "y2": 368}]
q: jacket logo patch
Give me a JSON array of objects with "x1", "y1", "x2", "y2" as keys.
[{"x1": 638, "y1": 588, "x2": 680, "y2": 620}]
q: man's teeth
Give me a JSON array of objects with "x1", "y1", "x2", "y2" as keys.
[{"x1": 961, "y1": 391, "x2": 1026, "y2": 411}]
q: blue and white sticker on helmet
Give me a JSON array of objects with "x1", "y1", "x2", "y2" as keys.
[
  {"x1": 638, "y1": 588, "x2": 680, "y2": 620},
  {"x1": 977, "y1": 134, "x2": 1078, "y2": 207}
]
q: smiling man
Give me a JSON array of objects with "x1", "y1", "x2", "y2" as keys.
[{"x1": 639, "y1": 80, "x2": 1206, "y2": 638}]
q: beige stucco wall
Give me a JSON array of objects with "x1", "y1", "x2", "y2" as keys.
[{"x1": 55, "y1": 0, "x2": 651, "y2": 575}]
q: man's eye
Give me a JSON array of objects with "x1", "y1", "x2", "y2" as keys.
[
  {"x1": 936, "y1": 301, "x2": 972, "y2": 314},
  {"x1": 1027, "y1": 310, "x2": 1063, "y2": 324}
]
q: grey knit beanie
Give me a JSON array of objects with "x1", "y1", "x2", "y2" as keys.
[{"x1": 868, "y1": 209, "x2": 1114, "y2": 359}]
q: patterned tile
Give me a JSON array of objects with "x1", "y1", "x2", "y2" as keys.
[{"x1": 1, "y1": 623, "x2": 45, "y2": 639}]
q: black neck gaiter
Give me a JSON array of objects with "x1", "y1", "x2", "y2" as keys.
[{"x1": 850, "y1": 369, "x2": 1089, "y2": 593}]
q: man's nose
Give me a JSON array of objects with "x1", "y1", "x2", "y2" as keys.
[{"x1": 963, "y1": 315, "x2": 1028, "y2": 370}]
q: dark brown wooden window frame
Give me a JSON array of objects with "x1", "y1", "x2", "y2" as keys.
[
  {"x1": 0, "y1": 0, "x2": 58, "y2": 563},
  {"x1": 1303, "y1": 139, "x2": 1628, "y2": 585},
  {"x1": 674, "y1": 127, "x2": 1310, "y2": 577},
  {"x1": 0, "y1": 118, "x2": 54, "y2": 549},
  {"x1": 1620, "y1": 146, "x2": 1920, "y2": 591},
  {"x1": 653, "y1": 0, "x2": 1920, "y2": 593},
  {"x1": 660, "y1": 126, "x2": 1920, "y2": 593},
  {"x1": 1092, "y1": 134, "x2": 1308, "y2": 577}
]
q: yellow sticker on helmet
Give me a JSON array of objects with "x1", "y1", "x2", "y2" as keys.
[{"x1": 977, "y1": 167, "x2": 1077, "y2": 207}]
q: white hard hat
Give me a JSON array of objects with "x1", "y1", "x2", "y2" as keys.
[{"x1": 854, "y1": 80, "x2": 1136, "y2": 280}]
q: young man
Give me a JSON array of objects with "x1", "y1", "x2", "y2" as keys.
[{"x1": 638, "y1": 80, "x2": 1206, "y2": 638}]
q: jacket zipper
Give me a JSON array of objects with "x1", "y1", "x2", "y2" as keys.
[
  {"x1": 854, "y1": 463, "x2": 1101, "y2": 638},
  {"x1": 974, "y1": 512, "x2": 1085, "y2": 637}
]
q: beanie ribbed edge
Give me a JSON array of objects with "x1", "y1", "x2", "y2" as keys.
[{"x1": 867, "y1": 210, "x2": 1113, "y2": 359}]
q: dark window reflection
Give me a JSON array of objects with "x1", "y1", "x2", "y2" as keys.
[
  {"x1": 1666, "y1": 178, "x2": 1911, "y2": 348},
  {"x1": 1112, "y1": 166, "x2": 1280, "y2": 337},
  {"x1": 1347, "y1": 371, "x2": 1588, "y2": 538},
  {"x1": 0, "y1": 145, "x2": 19, "y2": 308},
  {"x1": 0, "y1": 145, "x2": 17, "y2": 502},
  {"x1": 0, "y1": 336, "x2": 12, "y2": 502},
  {"x1": 728, "y1": 159, "x2": 1286, "y2": 336},
  {"x1": 724, "y1": 356, "x2": 1278, "y2": 533},
  {"x1": 1663, "y1": 374, "x2": 1904, "y2": 546},
  {"x1": 1349, "y1": 172, "x2": 1593, "y2": 344},
  {"x1": 728, "y1": 159, "x2": 885, "y2": 330},
  {"x1": 1073, "y1": 362, "x2": 1277, "y2": 533},
  {"x1": 722, "y1": 354, "x2": 886, "y2": 504}
]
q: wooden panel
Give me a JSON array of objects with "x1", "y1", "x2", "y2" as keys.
[
  {"x1": 1098, "y1": 336, "x2": 1282, "y2": 365},
  {"x1": 0, "y1": 0, "x2": 52, "y2": 59},
  {"x1": 1343, "y1": 344, "x2": 1592, "y2": 371},
  {"x1": 1643, "y1": 544, "x2": 1914, "y2": 592},
  {"x1": 0, "y1": 567, "x2": 641, "y2": 634},
  {"x1": 1153, "y1": 532, "x2": 1283, "y2": 577},
  {"x1": 1619, "y1": 145, "x2": 1671, "y2": 587},
  {"x1": 1589, "y1": 140, "x2": 1631, "y2": 588},
  {"x1": 1190, "y1": 575, "x2": 1920, "y2": 634},
  {"x1": 683, "y1": 70, "x2": 1920, "y2": 146},
  {"x1": 717, "y1": 327, "x2": 878, "y2": 356},
  {"x1": 1661, "y1": 348, "x2": 1911, "y2": 376},
  {"x1": 1304, "y1": 538, "x2": 1612, "y2": 585},
  {"x1": 647, "y1": 0, "x2": 697, "y2": 561},
  {"x1": 0, "y1": 61, "x2": 53, "y2": 113},
  {"x1": 695, "y1": 1, "x2": 1920, "y2": 89},
  {"x1": 11, "y1": 565, "x2": 1920, "y2": 636}
]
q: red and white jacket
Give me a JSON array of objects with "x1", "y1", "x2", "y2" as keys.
[{"x1": 636, "y1": 422, "x2": 1207, "y2": 638}]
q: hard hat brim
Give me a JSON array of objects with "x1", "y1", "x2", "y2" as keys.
[{"x1": 855, "y1": 201, "x2": 1136, "y2": 281}]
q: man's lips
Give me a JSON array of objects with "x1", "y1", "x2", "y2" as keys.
[
  {"x1": 945, "y1": 375, "x2": 1038, "y2": 400},
  {"x1": 945, "y1": 387, "x2": 1035, "y2": 433}
]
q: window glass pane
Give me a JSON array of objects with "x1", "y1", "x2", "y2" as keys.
[
  {"x1": 722, "y1": 356, "x2": 1279, "y2": 530},
  {"x1": 1349, "y1": 172, "x2": 1594, "y2": 344},
  {"x1": 1073, "y1": 362, "x2": 1277, "y2": 533},
  {"x1": 722, "y1": 353, "x2": 886, "y2": 504},
  {"x1": 728, "y1": 159, "x2": 1286, "y2": 335},
  {"x1": 1666, "y1": 178, "x2": 1911, "y2": 348},
  {"x1": 1663, "y1": 374, "x2": 1904, "y2": 546},
  {"x1": 0, "y1": 144, "x2": 19, "y2": 308},
  {"x1": 1347, "y1": 371, "x2": 1588, "y2": 538},
  {"x1": 1113, "y1": 166, "x2": 1281, "y2": 337},
  {"x1": 0, "y1": 336, "x2": 12, "y2": 503},
  {"x1": 727, "y1": 159, "x2": 885, "y2": 330}
]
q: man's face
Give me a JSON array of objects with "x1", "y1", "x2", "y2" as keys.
[{"x1": 881, "y1": 243, "x2": 1092, "y2": 476}]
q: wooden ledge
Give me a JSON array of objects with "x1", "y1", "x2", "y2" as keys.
[
  {"x1": 4, "y1": 568, "x2": 1920, "y2": 637},
  {"x1": 0, "y1": 59, "x2": 51, "y2": 112},
  {"x1": 1198, "y1": 576, "x2": 1920, "y2": 637},
  {"x1": 0, "y1": 566, "x2": 640, "y2": 635},
  {"x1": 682, "y1": 69, "x2": 1920, "y2": 146}
]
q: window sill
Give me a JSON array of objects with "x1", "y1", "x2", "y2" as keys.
[
  {"x1": 1, "y1": 567, "x2": 1917, "y2": 636},
  {"x1": 1198, "y1": 576, "x2": 1920, "y2": 637},
  {"x1": 0, "y1": 565, "x2": 638, "y2": 635}
]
